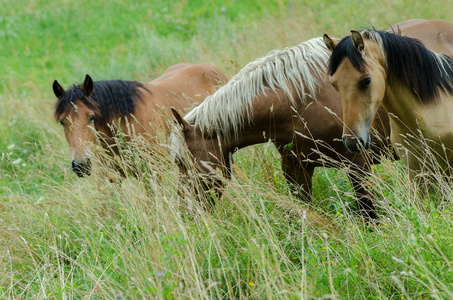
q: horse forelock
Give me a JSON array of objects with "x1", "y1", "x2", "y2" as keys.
[
  {"x1": 54, "y1": 80, "x2": 149, "y2": 124},
  {"x1": 183, "y1": 37, "x2": 330, "y2": 138},
  {"x1": 328, "y1": 35, "x2": 368, "y2": 75},
  {"x1": 54, "y1": 87, "x2": 99, "y2": 121},
  {"x1": 168, "y1": 124, "x2": 191, "y2": 169}
]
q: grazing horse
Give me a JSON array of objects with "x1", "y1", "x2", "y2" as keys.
[
  {"x1": 170, "y1": 38, "x2": 392, "y2": 220},
  {"x1": 53, "y1": 63, "x2": 227, "y2": 177},
  {"x1": 324, "y1": 20, "x2": 453, "y2": 180}
]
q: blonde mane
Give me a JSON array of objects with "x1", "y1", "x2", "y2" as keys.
[{"x1": 184, "y1": 37, "x2": 331, "y2": 138}]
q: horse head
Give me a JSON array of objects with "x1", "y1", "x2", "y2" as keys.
[
  {"x1": 324, "y1": 31, "x2": 387, "y2": 153},
  {"x1": 170, "y1": 108, "x2": 230, "y2": 208},
  {"x1": 53, "y1": 75, "x2": 100, "y2": 177}
]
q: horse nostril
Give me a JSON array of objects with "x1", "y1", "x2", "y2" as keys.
[
  {"x1": 358, "y1": 137, "x2": 370, "y2": 150},
  {"x1": 342, "y1": 134, "x2": 370, "y2": 153},
  {"x1": 72, "y1": 160, "x2": 91, "y2": 177},
  {"x1": 72, "y1": 163, "x2": 85, "y2": 177}
]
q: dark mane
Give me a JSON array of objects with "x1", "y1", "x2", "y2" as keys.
[
  {"x1": 54, "y1": 80, "x2": 150, "y2": 124},
  {"x1": 328, "y1": 29, "x2": 453, "y2": 103}
]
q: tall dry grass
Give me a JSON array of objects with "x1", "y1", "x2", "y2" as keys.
[{"x1": 2, "y1": 98, "x2": 453, "y2": 298}]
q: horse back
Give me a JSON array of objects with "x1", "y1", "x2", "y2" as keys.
[
  {"x1": 147, "y1": 63, "x2": 227, "y2": 109},
  {"x1": 131, "y1": 63, "x2": 228, "y2": 136},
  {"x1": 393, "y1": 19, "x2": 453, "y2": 55}
]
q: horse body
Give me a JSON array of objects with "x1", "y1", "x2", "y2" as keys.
[
  {"x1": 53, "y1": 63, "x2": 227, "y2": 177},
  {"x1": 392, "y1": 19, "x2": 453, "y2": 54},
  {"x1": 388, "y1": 20, "x2": 453, "y2": 171},
  {"x1": 384, "y1": 81, "x2": 453, "y2": 173},
  {"x1": 171, "y1": 38, "x2": 392, "y2": 219},
  {"x1": 325, "y1": 19, "x2": 453, "y2": 176}
]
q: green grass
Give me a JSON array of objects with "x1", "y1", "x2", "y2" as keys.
[
  {"x1": 1, "y1": 0, "x2": 453, "y2": 298},
  {"x1": 0, "y1": 0, "x2": 284, "y2": 94}
]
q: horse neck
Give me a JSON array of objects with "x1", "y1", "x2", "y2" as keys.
[
  {"x1": 383, "y1": 83, "x2": 426, "y2": 132},
  {"x1": 220, "y1": 88, "x2": 297, "y2": 152}
]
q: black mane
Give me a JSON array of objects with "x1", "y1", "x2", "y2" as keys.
[
  {"x1": 328, "y1": 29, "x2": 453, "y2": 103},
  {"x1": 54, "y1": 80, "x2": 150, "y2": 124}
]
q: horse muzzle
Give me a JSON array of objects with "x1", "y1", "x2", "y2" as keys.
[
  {"x1": 342, "y1": 134, "x2": 370, "y2": 153},
  {"x1": 71, "y1": 158, "x2": 92, "y2": 177}
]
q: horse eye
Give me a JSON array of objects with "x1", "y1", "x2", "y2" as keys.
[
  {"x1": 59, "y1": 119, "x2": 64, "y2": 126},
  {"x1": 89, "y1": 114, "x2": 95, "y2": 123},
  {"x1": 360, "y1": 77, "x2": 372, "y2": 88}
]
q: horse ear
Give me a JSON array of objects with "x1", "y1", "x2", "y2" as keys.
[
  {"x1": 53, "y1": 80, "x2": 65, "y2": 98},
  {"x1": 82, "y1": 74, "x2": 94, "y2": 97},
  {"x1": 351, "y1": 30, "x2": 365, "y2": 52},
  {"x1": 171, "y1": 108, "x2": 191, "y2": 134},
  {"x1": 323, "y1": 34, "x2": 338, "y2": 52}
]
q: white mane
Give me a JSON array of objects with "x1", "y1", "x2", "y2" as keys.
[
  {"x1": 169, "y1": 37, "x2": 331, "y2": 165},
  {"x1": 184, "y1": 37, "x2": 330, "y2": 138}
]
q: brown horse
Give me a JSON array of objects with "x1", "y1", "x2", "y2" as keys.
[
  {"x1": 53, "y1": 63, "x2": 227, "y2": 177},
  {"x1": 324, "y1": 20, "x2": 453, "y2": 181},
  {"x1": 170, "y1": 38, "x2": 392, "y2": 220}
]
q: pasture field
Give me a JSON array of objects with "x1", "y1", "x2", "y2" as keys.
[{"x1": 1, "y1": 0, "x2": 453, "y2": 298}]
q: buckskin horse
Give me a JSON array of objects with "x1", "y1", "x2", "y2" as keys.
[
  {"x1": 170, "y1": 38, "x2": 392, "y2": 220},
  {"x1": 53, "y1": 63, "x2": 227, "y2": 177},
  {"x1": 324, "y1": 20, "x2": 453, "y2": 183}
]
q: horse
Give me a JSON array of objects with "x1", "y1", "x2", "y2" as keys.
[
  {"x1": 324, "y1": 20, "x2": 453, "y2": 182},
  {"x1": 53, "y1": 63, "x2": 227, "y2": 177},
  {"x1": 170, "y1": 38, "x2": 393, "y2": 220}
]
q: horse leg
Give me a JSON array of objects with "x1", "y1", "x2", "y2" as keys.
[
  {"x1": 347, "y1": 164, "x2": 378, "y2": 220},
  {"x1": 280, "y1": 152, "x2": 314, "y2": 201}
]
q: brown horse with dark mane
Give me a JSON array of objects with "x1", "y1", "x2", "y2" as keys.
[
  {"x1": 324, "y1": 20, "x2": 453, "y2": 182},
  {"x1": 53, "y1": 63, "x2": 227, "y2": 177},
  {"x1": 170, "y1": 38, "x2": 392, "y2": 220}
]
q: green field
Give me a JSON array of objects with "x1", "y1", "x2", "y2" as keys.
[{"x1": 1, "y1": 0, "x2": 453, "y2": 298}]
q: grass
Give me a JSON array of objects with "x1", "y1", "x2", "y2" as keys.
[{"x1": 1, "y1": 0, "x2": 453, "y2": 298}]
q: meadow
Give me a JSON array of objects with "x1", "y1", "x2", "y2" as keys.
[{"x1": 1, "y1": 0, "x2": 453, "y2": 298}]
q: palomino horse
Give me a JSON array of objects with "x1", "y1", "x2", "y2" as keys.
[
  {"x1": 170, "y1": 38, "x2": 392, "y2": 220},
  {"x1": 53, "y1": 63, "x2": 227, "y2": 177},
  {"x1": 324, "y1": 20, "x2": 453, "y2": 181}
]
